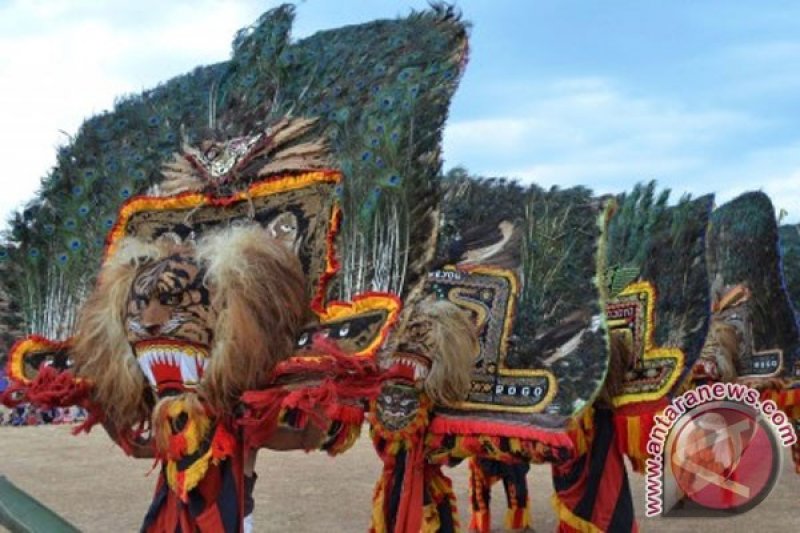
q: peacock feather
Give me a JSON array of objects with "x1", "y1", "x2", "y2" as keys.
[
  {"x1": 0, "y1": 4, "x2": 467, "y2": 338},
  {"x1": 604, "y1": 182, "x2": 713, "y2": 402},
  {"x1": 708, "y1": 193, "x2": 799, "y2": 371},
  {"x1": 779, "y1": 223, "x2": 800, "y2": 315},
  {"x1": 434, "y1": 168, "x2": 609, "y2": 420}
]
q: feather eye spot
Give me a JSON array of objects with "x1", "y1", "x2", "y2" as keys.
[
  {"x1": 361, "y1": 151, "x2": 372, "y2": 162},
  {"x1": 57, "y1": 253, "x2": 68, "y2": 265},
  {"x1": 44, "y1": 224, "x2": 55, "y2": 235},
  {"x1": 119, "y1": 188, "x2": 132, "y2": 199},
  {"x1": 104, "y1": 218, "x2": 115, "y2": 229},
  {"x1": 133, "y1": 169, "x2": 146, "y2": 180},
  {"x1": 78, "y1": 205, "x2": 90, "y2": 217},
  {"x1": 0, "y1": 249, "x2": 8, "y2": 261},
  {"x1": 147, "y1": 116, "x2": 161, "y2": 127},
  {"x1": 64, "y1": 218, "x2": 77, "y2": 230},
  {"x1": 72, "y1": 185, "x2": 84, "y2": 196},
  {"x1": 28, "y1": 248, "x2": 40, "y2": 258},
  {"x1": 69, "y1": 238, "x2": 82, "y2": 251}
]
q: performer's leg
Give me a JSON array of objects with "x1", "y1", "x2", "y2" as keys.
[
  {"x1": 467, "y1": 458, "x2": 492, "y2": 533},
  {"x1": 500, "y1": 462, "x2": 531, "y2": 531},
  {"x1": 243, "y1": 449, "x2": 258, "y2": 533},
  {"x1": 551, "y1": 408, "x2": 638, "y2": 532}
]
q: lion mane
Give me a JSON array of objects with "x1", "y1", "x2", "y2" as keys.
[
  {"x1": 72, "y1": 224, "x2": 308, "y2": 430},
  {"x1": 402, "y1": 298, "x2": 479, "y2": 407}
]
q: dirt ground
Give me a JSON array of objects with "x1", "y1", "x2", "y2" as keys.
[{"x1": 1, "y1": 425, "x2": 798, "y2": 532}]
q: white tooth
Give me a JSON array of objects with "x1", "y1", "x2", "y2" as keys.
[{"x1": 180, "y1": 353, "x2": 194, "y2": 382}]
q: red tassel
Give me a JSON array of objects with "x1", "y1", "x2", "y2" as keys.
[
  {"x1": 25, "y1": 366, "x2": 94, "y2": 408},
  {"x1": 240, "y1": 336, "x2": 393, "y2": 450},
  {"x1": 429, "y1": 415, "x2": 576, "y2": 450}
]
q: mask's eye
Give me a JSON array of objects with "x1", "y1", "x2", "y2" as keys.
[
  {"x1": 159, "y1": 293, "x2": 182, "y2": 306},
  {"x1": 400, "y1": 399, "x2": 412, "y2": 407},
  {"x1": 338, "y1": 323, "x2": 350, "y2": 338},
  {"x1": 297, "y1": 332, "x2": 310, "y2": 346},
  {"x1": 383, "y1": 396, "x2": 394, "y2": 405}
]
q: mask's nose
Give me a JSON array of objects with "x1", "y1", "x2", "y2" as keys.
[{"x1": 141, "y1": 298, "x2": 170, "y2": 337}]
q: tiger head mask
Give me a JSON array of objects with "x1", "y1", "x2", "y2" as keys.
[{"x1": 72, "y1": 224, "x2": 308, "y2": 431}]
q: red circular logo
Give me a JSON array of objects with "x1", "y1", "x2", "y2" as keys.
[{"x1": 669, "y1": 403, "x2": 780, "y2": 512}]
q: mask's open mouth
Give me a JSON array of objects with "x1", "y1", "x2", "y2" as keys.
[
  {"x1": 380, "y1": 352, "x2": 432, "y2": 383},
  {"x1": 133, "y1": 339, "x2": 209, "y2": 397}
]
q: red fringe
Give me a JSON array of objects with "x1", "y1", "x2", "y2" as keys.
[
  {"x1": 71, "y1": 402, "x2": 105, "y2": 435},
  {"x1": 239, "y1": 338, "x2": 388, "y2": 450},
  {"x1": 24, "y1": 365, "x2": 93, "y2": 408},
  {"x1": 428, "y1": 415, "x2": 576, "y2": 450}
]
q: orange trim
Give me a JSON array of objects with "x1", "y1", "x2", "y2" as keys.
[
  {"x1": 104, "y1": 170, "x2": 343, "y2": 313},
  {"x1": 7, "y1": 335, "x2": 74, "y2": 385},
  {"x1": 314, "y1": 292, "x2": 403, "y2": 358},
  {"x1": 311, "y1": 205, "x2": 343, "y2": 313}
]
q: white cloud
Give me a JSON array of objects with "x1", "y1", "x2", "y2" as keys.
[
  {"x1": 0, "y1": 0, "x2": 271, "y2": 224},
  {"x1": 443, "y1": 76, "x2": 800, "y2": 221}
]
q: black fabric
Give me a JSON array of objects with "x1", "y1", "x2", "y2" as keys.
[
  {"x1": 243, "y1": 472, "x2": 258, "y2": 516},
  {"x1": 386, "y1": 447, "x2": 407, "y2": 533},
  {"x1": 140, "y1": 473, "x2": 169, "y2": 533},
  {"x1": 217, "y1": 459, "x2": 240, "y2": 533},
  {"x1": 608, "y1": 467, "x2": 635, "y2": 533},
  {"x1": 573, "y1": 409, "x2": 614, "y2": 520}
]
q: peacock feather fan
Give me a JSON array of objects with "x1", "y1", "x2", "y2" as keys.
[
  {"x1": 215, "y1": 4, "x2": 468, "y2": 300},
  {"x1": 604, "y1": 181, "x2": 713, "y2": 404},
  {"x1": 431, "y1": 169, "x2": 609, "y2": 423},
  {"x1": 708, "y1": 192, "x2": 799, "y2": 376},
  {"x1": 779, "y1": 223, "x2": 800, "y2": 316},
  {"x1": 0, "y1": 4, "x2": 468, "y2": 338}
]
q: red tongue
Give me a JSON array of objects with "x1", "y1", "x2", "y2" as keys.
[
  {"x1": 384, "y1": 362, "x2": 416, "y2": 382},
  {"x1": 150, "y1": 358, "x2": 187, "y2": 396}
]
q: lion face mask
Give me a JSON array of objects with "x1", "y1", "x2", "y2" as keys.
[{"x1": 376, "y1": 299, "x2": 478, "y2": 431}]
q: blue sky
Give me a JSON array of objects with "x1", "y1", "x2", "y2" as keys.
[{"x1": 1, "y1": 0, "x2": 798, "y2": 223}]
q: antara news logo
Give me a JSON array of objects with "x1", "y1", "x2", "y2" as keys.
[{"x1": 645, "y1": 382, "x2": 797, "y2": 517}]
